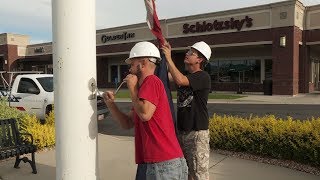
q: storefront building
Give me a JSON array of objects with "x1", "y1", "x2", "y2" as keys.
[{"x1": 1, "y1": 0, "x2": 320, "y2": 95}]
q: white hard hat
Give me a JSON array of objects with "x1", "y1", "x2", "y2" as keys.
[
  {"x1": 191, "y1": 41, "x2": 211, "y2": 61},
  {"x1": 125, "y1": 41, "x2": 161, "y2": 64}
]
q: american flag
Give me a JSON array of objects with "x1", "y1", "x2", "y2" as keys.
[
  {"x1": 144, "y1": 0, "x2": 165, "y2": 46},
  {"x1": 144, "y1": 0, "x2": 176, "y2": 128}
]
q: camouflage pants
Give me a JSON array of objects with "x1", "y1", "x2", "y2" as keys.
[{"x1": 178, "y1": 130, "x2": 210, "y2": 180}]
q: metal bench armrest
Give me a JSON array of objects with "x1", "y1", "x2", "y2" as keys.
[{"x1": 19, "y1": 133, "x2": 34, "y2": 144}]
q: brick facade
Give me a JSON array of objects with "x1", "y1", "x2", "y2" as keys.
[
  {"x1": 0, "y1": 45, "x2": 7, "y2": 71},
  {"x1": 305, "y1": 29, "x2": 320, "y2": 42},
  {"x1": 271, "y1": 27, "x2": 301, "y2": 95},
  {"x1": 0, "y1": 44, "x2": 19, "y2": 72}
]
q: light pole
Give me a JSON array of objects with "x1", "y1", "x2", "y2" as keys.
[{"x1": 52, "y1": 0, "x2": 98, "y2": 179}]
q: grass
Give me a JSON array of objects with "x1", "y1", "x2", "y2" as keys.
[
  {"x1": 114, "y1": 90, "x2": 245, "y2": 99},
  {"x1": 114, "y1": 90, "x2": 132, "y2": 99}
]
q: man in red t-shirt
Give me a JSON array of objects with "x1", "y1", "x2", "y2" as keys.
[{"x1": 103, "y1": 41, "x2": 187, "y2": 180}]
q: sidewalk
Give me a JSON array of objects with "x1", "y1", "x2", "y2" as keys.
[
  {"x1": 1, "y1": 92, "x2": 319, "y2": 179},
  {"x1": 104, "y1": 90, "x2": 320, "y2": 105},
  {"x1": 0, "y1": 134, "x2": 319, "y2": 180},
  {"x1": 208, "y1": 91, "x2": 320, "y2": 104}
]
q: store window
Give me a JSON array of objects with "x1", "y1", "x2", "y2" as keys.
[
  {"x1": 205, "y1": 59, "x2": 261, "y2": 83},
  {"x1": 47, "y1": 64, "x2": 53, "y2": 74},
  {"x1": 120, "y1": 65, "x2": 128, "y2": 81},
  {"x1": 31, "y1": 65, "x2": 52, "y2": 74},
  {"x1": 110, "y1": 65, "x2": 129, "y2": 83},
  {"x1": 110, "y1": 65, "x2": 118, "y2": 83}
]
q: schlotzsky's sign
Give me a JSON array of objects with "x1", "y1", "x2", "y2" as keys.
[{"x1": 183, "y1": 16, "x2": 253, "y2": 34}]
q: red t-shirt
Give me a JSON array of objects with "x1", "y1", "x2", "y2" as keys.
[{"x1": 134, "y1": 75, "x2": 183, "y2": 164}]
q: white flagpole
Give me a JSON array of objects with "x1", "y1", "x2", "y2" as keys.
[{"x1": 52, "y1": 0, "x2": 98, "y2": 179}]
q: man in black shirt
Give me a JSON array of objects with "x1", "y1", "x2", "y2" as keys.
[{"x1": 162, "y1": 41, "x2": 212, "y2": 180}]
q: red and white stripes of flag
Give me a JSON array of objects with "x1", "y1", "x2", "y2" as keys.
[{"x1": 144, "y1": 0, "x2": 164, "y2": 45}]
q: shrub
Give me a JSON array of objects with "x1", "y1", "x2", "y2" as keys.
[
  {"x1": 209, "y1": 114, "x2": 320, "y2": 166},
  {"x1": 0, "y1": 99, "x2": 55, "y2": 149},
  {"x1": 0, "y1": 99, "x2": 25, "y2": 120},
  {"x1": 20, "y1": 114, "x2": 55, "y2": 149},
  {"x1": 45, "y1": 108, "x2": 55, "y2": 126}
]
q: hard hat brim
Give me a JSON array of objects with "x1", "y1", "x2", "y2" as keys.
[{"x1": 125, "y1": 57, "x2": 161, "y2": 64}]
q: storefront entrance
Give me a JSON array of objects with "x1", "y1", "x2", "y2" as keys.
[
  {"x1": 32, "y1": 65, "x2": 53, "y2": 74},
  {"x1": 109, "y1": 64, "x2": 128, "y2": 85},
  {"x1": 310, "y1": 44, "x2": 320, "y2": 91}
]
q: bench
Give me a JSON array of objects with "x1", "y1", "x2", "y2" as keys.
[{"x1": 0, "y1": 118, "x2": 37, "y2": 174}]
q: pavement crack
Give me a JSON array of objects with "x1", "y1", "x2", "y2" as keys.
[{"x1": 209, "y1": 154, "x2": 232, "y2": 169}]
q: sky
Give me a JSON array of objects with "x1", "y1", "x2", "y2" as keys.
[{"x1": 0, "y1": 0, "x2": 320, "y2": 44}]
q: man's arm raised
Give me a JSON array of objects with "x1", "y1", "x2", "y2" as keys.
[{"x1": 161, "y1": 41, "x2": 189, "y2": 87}]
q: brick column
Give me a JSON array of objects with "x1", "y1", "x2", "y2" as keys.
[
  {"x1": 0, "y1": 45, "x2": 6, "y2": 71},
  {"x1": 299, "y1": 44, "x2": 313, "y2": 93},
  {"x1": 272, "y1": 27, "x2": 301, "y2": 95},
  {"x1": 0, "y1": 44, "x2": 19, "y2": 82},
  {"x1": 7, "y1": 45, "x2": 19, "y2": 71}
]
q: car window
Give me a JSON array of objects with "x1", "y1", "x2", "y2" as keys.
[
  {"x1": 37, "y1": 77, "x2": 53, "y2": 92},
  {"x1": 17, "y1": 78, "x2": 40, "y2": 94}
]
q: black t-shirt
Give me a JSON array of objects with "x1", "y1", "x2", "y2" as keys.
[{"x1": 177, "y1": 71, "x2": 211, "y2": 131}]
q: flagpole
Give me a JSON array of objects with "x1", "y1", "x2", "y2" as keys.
[
  {"x1": 144, "y1": 0, "x2": 177, "y2": 127},
  {"x1": 52, "y1": 0, "x2": 98, "y2": 179}
]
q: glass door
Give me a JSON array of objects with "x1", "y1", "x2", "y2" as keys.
[
  {"x1": 119, "y1": 65, "x2": 128, "y2": 81},
  {"x1": 110, "y1": 65, "x2": 118, "y2": 84}
]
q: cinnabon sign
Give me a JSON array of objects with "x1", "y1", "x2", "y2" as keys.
[{"x1": 183, "y1": 16, "x2": 253, "y2": 34}]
